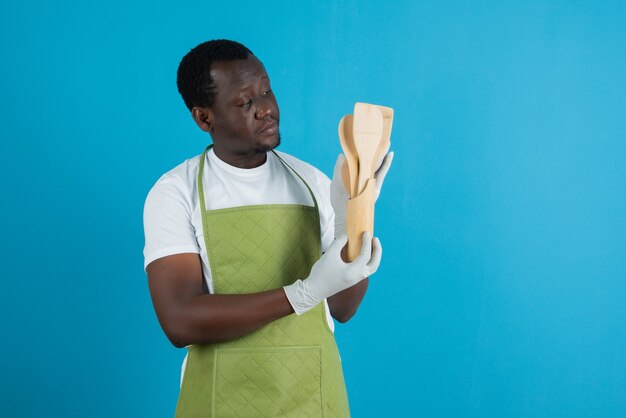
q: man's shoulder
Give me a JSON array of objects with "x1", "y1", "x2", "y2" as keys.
[
  {"x1": 152, "y1": 153, "x2": 202, "y2": 188},
  {"x1": 146, "y1": 152, "x2": 203, "y2": 204}
]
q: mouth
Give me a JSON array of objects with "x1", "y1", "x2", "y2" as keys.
[{"x1": 259, "y1": 120, "x2": 278, "y2": 136}]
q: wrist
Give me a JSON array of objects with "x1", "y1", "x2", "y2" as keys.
[{"x1": 283, "y1": 279, "x2": 321, "y2": 315}]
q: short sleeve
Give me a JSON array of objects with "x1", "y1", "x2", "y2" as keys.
[{"x1": 143, "y1": 178, "x2": 200, "y2": 271}]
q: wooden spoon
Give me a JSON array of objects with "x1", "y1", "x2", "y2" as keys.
[
  {"x1": 353, "y1": 103, "x2": 384, "y2": 195},
  {"x1": 338, "y1": 114, "x2": 359, "y2": 197},
  {"x1": 372, "y1": 105, "x2": 393, "y2": 174}
]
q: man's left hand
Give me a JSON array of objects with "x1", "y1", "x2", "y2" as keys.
[{"x1": 330, "y1": 151, "x2": 394, "y2": 238}]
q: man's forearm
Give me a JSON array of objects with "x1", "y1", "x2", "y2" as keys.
[
  {"x1": 159, "y1": 289, "x2": 294, "y2": 347},
  {"x1": 327, "y1": 278, "x2": 369, "y2": 323}
]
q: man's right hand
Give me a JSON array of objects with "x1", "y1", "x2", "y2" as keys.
[{"x1": 283, "y1": 232, "x2": 382, "y2": 315}]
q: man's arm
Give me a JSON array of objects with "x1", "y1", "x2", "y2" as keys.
[
  {"x1": 148, "y1": 235, "x2": 380, "y2": 347},
  {"x1": 327, "y1": 278, "x2": 369, "y2": 323},
  {"x1": 147, "y1": 253, "x2": 294, "y2": 347},
  {"x1": 322, "y1": 241, "x2": 375, "y2": 323},
  {"x1": 325, "y1": 151, "x2": 393, "y2": 323}
]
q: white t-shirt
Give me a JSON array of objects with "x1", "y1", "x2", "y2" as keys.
[{"x1": 143, "y1": 147, "x2": 336, "y2": 330}]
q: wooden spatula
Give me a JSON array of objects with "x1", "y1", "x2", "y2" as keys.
[
  {"x1": 372, "y1": 105, "x2": 393, "y2": 174},
  {"x1": 353, "y1": 103, "x2": 384, "y2": 195},
  {"x1": 345, "y1": 177, "x2": 376, "y2": 261},
  {"x1": 338, "y1": 114, "x2": 359, "y2": 197}
]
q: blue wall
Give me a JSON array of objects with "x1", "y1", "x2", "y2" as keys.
[{"x1": 1, "y1": 1, "x2": 625, "y2": 417}]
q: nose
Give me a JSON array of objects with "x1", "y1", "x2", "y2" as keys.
[{"x1": 255, "y1": 97, "x2": 273, "y2": 120}]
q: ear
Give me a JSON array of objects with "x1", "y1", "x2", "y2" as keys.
[{"x1": 191, "y1": 107, "x2": 213, "y2": 133}]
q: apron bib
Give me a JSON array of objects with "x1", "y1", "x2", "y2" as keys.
[{"x1": 175, "y1": 146, "x2": 350, "y2": 417}]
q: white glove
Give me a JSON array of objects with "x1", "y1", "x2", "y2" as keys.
[
  {"x1": 283, "y1": 232, "x2": 382, "y2": 315},
  {"x1": 330, "y1": 152, "x2": 394, "y2": 238}
]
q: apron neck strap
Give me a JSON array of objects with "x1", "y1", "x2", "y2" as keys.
[
  {"x1": 197, "y1": 145, "x2": 319, "y2": 212},
  {"x1": 269, "y1": 149, "x2": 319, "y2": 210}
]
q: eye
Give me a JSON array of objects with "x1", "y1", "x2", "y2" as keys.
[
  {"x1": 238, "y1": 99, "x2": 252, "y2": 108},
  {"x1": 262, "y1": 88, "x2": 272, "y2": 96}
]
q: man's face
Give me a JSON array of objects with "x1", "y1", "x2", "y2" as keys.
[{"x1": 207, "y1": 56, "x2": 280, "y2": 155}]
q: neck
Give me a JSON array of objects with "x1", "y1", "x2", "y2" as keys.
[{"x1": 212, "y1": 144, "x2": 268, "y2": 168}]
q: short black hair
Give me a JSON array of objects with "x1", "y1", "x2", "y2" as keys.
[{"x1": 176, "y1": 39, "x2": 254, "y2": 111}]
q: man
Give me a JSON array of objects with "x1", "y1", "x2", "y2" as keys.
[{"x1": 143, "y1": 39, "x2": 392, "y2": 417}]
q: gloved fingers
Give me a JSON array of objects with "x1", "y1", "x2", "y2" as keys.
[
  {"x1": 366, "y1": 237, "x2": 383, "y2": 273},
  {"x1": 332, "y1": 153, "x2": 346, "y2": 181},
  {"x1": 374, "y1": 152, "x2": 394, "y2": 194}
]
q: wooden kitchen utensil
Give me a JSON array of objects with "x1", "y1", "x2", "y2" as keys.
[
  {"x1": 372, "y1": 105, "x2": 393, "y2": 174},
  {"x1": 345, "y1": 177, "x2": 377, "y2": 260},
  {"x1": 338, "y1": 102, "x2": 393, "y2": 261},
  {"x1": 353, "y1": 103, "x2": 384, "y2": 195},
  {"x1": 341, "y1": 157, "x2": 351, "y2": 196},
  {"x1": 338, "y1": 114, "x2": 359, "y2": 197}
]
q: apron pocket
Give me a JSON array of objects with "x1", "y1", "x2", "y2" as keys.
[{"x1": 215, "y1": 346, "x2": 323, "y2": 417}]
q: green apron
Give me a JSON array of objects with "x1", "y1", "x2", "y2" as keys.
[{"x1": 175, "y1": 146, "x2": 350, "y2": 417}]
